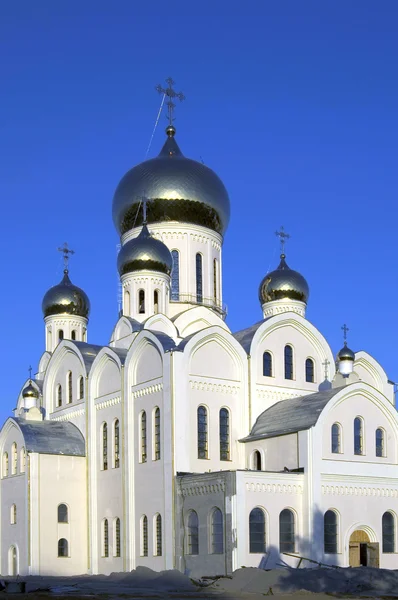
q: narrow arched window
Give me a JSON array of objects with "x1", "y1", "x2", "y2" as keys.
[
  {"x1": 154, "y1": 290, "x2": 159, "y2": 314},
  {"x1": 155, "y1": 514, "x2": 162, "y2": 556},
  {"x1": 213, "y1": 259, "x2": 218, "y2": 304},
  {"x1": 46, "y1": 328, "x2": 51, "y2": 350},
  {"x1": 124, "y1": 289, "x2": 130, "y2": 315},
  {"x1": 376, "y1": 428, "x2": 385, "y2": 457},
  {"x1": 197, "y1": 406, "x2": 208, "y2": 459},
  {"x1": 219, "y1": 408, "x2": 230, "y2": 461},
  {"x1": 83, "y1": 328, "x2": 87, "y2": 342},
  {"x1": 284, "y1": 345, "x2": 293, "y2": 380},
  {"x1": 58, "y1": 329, "x2": 64, "y2": 342},
  {"x1": 196, "y1": 253, "x2": 203, "y2": 303},
  {"x1": 58, "y1": 538, "x2": 68, "y2": 557},
  {"x1": 171, "y1": 250, "x2": 180, "y2": 301},
  {"x1": 249, "y1": 507, "x2": 266, "y2": 553},
  {"x1": 71, "y1": 330, "x2": 76, "y2": 341},
  {"x1": 138, "y1": 290, "x2": 145, "y2": 314},
  {"x1": 211, "y1": 508, "x2": 224, "y2": 554},
  {"x1": 114, "y1": 419, "x2": 120, "y2": 468},
  {"x1": 279, "y1": 509, "x2": 295, "y2": 553},
  {"x1": 102, "y1": 519, "x2": 109, "y2": 557},
  {"x1": 305, "y1": 358, "x2": 314, "y2": 383},
  {"x1": 20, "y1": 447, "x2": 25, "y2": 473},
  {"x1": 114, "y1": 518, "x2": 121, "y2": 557},
  {"x1": 58, "y1": 503, "x2": 68, "y2": 523},
  {"x1": 331, "y1": 423, "x2": 341, "y2": 454},
  {"x1": 187, "y1": 510, "x2": 199, "y2": 555},
  {"x1": 354, "y1": 417, "x2": 364, "y2": 455},
  {"x1": 324, "y1": 510, "x2": 338, "y2": 553},
  {"x1": 3, "y1": 452, "x2": 8, "y2": 477},
  {"x1": 67, "y1": 371, "x2": 72, "y2": 404},
  {"x1": 263, "y1": 352, "x2": 272, "y2": 377},
  {"x1": 253, "y1": 450, "x2": 262, "y2": 471},
  {"x1": 102, "y1": 423, "x2": 108, "y2": 470},
  {"x1": 56, "y1": 384, "x2": 62, "y2": 408},
  {"x1": 10, "y1": 504, "x2": 16, "y2": 525},
  {"x1": 141, "y1": 515, "x2": 148, "y2": 557},
  {"x1": 140, "y1": 411, "x2": 147, "y2": 463},
  {"x1": 11, "y1": 443, "x2": 17, "y2": 475},
  {"x1": 154, "y1": 408, "x2": 160, "y2": 461},
  {"x1": 382, "y1": 511, "x2": 395, "y2": 553},
  {"x1": 78, "y1": 376, "x2": 84, "y2": 400}
]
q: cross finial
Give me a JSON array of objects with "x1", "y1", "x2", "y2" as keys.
[
  {"x1": 58, "y1": 242, "x2": 75, "y2": 271},
  {"x1": 322, "y1": 358, "x2": 330, "y2": 381},
  {"x1": 341, "y1": 323, "x2": 349, "y2": 345},
  {"x1": 156, "y1": 77, "x2": 185, "y2": 126},
  {"x1": 28, "y1": 365, "x2": 32, "y2": 381},
  {"x1": 275, "y1": 226, "x2": 290, "y2": 256}
]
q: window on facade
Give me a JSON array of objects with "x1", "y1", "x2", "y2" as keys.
[
  {"x1": 263, "y1": 352, "x2": 272, "y2": 377},
  {"x1": 211, "y1": 508, "x2": 224, "y2": 554},
  {"x1": 141, "y1": 515, "x2": 148, "y2": 556},
  {"x1": 197, "y1": 406, "x2": 208, "y2": 459},
  {"x1": 154, "y1": 290, "x2": 159, "y2": 314},
  {"x1": 57, "y1": 384, "x2": 62, "y2": 408},
  {"x1": 376, "y1": 428, "x2": 385, "y2": 457},
  {"x1": 249, "y1": 508, "x2": 266, "y2": 553},
  {"x1": 284, "y1": 345, "x2": 293, "y2": 380},
  {"x1": 67, "y1": 371, "x2": 72, "y2": 404},
  {"x1": 171, "y1": 250, "x2": 180, "y2": 301},
  {"x1": 58, "y1": 503, "x2": 68, "y2": 523},
  {"x1": 83, "y1": 328, "x2": 87, "y2": 342},
  {"x1": 124, "y1": 290, "x2": 130, "y2": 315},
  {"x1": 196, "y1": 253, "x2": 203, "y2": 303},
  {"x1": 11, "y1": 504, "x2": 16, "y2": 525},
  {"x1": 103, "y1": 519, "x2": 109, "y2": 557},
  {"x1": 219, "y1": 408, "x2": 230, "y2": 461},
  {"x1": 331, "y1": 423, "x2": 341, "y2": 454},
  {"x1": 140, "y1": 411, "x2": 147, "y2": 463},
  {"x1": 102, "y1": 423, "x2": 108, "y2": 470},
  {"x1": 11, "y1": 443, "x2": 17, "y2": 475},
  {"x1": 47, "y1": 328, "x2": 51, "y2": 350},
  {"x1": 253, "y1": 450, "x2": 262, "y2": 471},
  {"x1": 279, "y1": 509, "x2": 295, "y2": 553},
  {"x1": 354, "y1": 417, "x2": 364, "y2": 455},
  {"x1": 213, "y1": 259, "x2": 218, "y2": 304},
  {"x1": 187, "y1": 510, "x2": 199, "y2": 555},
  {"x1": 154, "y1": 408, "x2": 160, "y2": 461},
  {"x1": 382, "y1": 511, "x2": 395, "y2": 553},
  {"x1": 3, "y1": 453, "x2": 8, "y2": 477},
  {"x1": 58, "y1": 330, "x2": 64, "y2": 342},
  {"x1": 20, "y1": 447, "x2": 26, "y2": 473},
  {"x1": 58, "y1": 538, "x2": 68, "y2": 557},
  {"x1": 79, "y1": 376, "x2": 84, "y2": 400},
  {"x1": 324, "y1": 510, "x2": 338, "y2": 553},
  {"x1": 305, "y1": 358, "x2": 314, "y2": 383},
  {"x1": 155, "y1": 514, "x2": 162, "y2": 556},
  {"x1": 138, "y1": 290, "x2": 145, "y2": 314},
  {"x1": 71, "y1": 330, "x2": 76, "y2": 341},
  {"x1": 114, "y1": 420, "x2": 120, "y2": 468},
  {"x1": 114, "y1": 518, "x2": 121, "y2": 557}
]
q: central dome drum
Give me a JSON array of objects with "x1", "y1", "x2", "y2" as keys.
[{"x1": 112, "y1": 126, "x2": 230, "y2": 236}]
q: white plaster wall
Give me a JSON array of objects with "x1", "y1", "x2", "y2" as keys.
[
  {"x1": 44, "y1": 315, "x2": 87, "y2": 353},
  {"x1": 245, "y1": 435, "x2": 299, "y2": 471},
  {"x1": 121, "y1": 272, "x2": 170, "y2": 322},
  {"x1": 45, "y1": 349, "x2": 86, "y2": 418}
]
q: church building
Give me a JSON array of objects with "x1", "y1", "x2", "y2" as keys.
[{"x1": 1, "y1": 80, "x2": 397, "y2": 576}]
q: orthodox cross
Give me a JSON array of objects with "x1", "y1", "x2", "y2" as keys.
[
  {"x1": 275, "y1": 226, "x2": 290, "y2": 255},
  {"x1": 341, "y1": 323, "x2": 349, "y2": 344},
  {"x1": 28, "y1": 365, "x2": 32, "y2": 381},
  {"x1": 58, "y1": 242, "x2": 75, "y2": 270},
  {"x1": 322, "y1": 358, "x2": 330, "y2": 381},
  {"x1": 156, "y1": 77, "x2": 185, "y2": 125}
]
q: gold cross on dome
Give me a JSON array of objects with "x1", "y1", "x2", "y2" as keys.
[
  {"x1": 275, "y1": 226, "x2": 290, "y2": 255},
  {"x1": 58, "y1": 242, "x2": 75, "y2": 270},
  {"x1": 156, "y1": 77, "x2": 185, "y2": 125}
]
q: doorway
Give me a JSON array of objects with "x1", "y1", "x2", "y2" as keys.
[
  {"x1": 349, "y1": 530, "x2": 379, "y2": 567},
  {"x1": 8, "y1": 546, "x2": 17, "y2": 576}
]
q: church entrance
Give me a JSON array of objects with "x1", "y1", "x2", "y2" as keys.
[{"x1": 349, "y1": 530, "x2": 379, "y2": 567}]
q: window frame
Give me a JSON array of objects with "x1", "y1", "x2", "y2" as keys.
[
  {"x1": 210, "y1": 507, "x2": 224, "y2": 554},
  {"x1": 279, "y1": 508, "x2": 296, "y2": 553},
  {"x1": 284, "y1": 345, "x2": 294, "y2": 380},
  {"x1": 354, "y1": 417, "x2": 364, "y2": 455},
  {"x1": 10, "y1": 504, "x2": 17, "y2": 525},
  {"x1": 249, "y1": 507, "x2": 266, "y2": 554},
  {"x1": 58, "y1": 538, "x2": 69, "y2": 558},
  {"x1": 114, "y1": 517, "x2": 121, "y2": 558},
  {"x1": 67, "y1": 371, "x2": 72, "y2": 404},
  {"x1": 57, "y1": 503, "x2": 69, "y2": 523},
  {"x1": 331, "y1": 423, "x2": 342, "y2": 454},
  {"x1": 219, "y1": 407, "x2": 230, "y2": 461},
  {"x1": 197, "y1": 405, "x2": 208, "y2": 459},
  {"x1": 153, "y1": 407, "x2": 161, "y2": 461},
  {"x1": 102, "y1": 422, "x2": 108, "y2": 470},
  {"x1": 140, "y1": 411, "x2": 147, "y2": 463},
  {"x1": 263, "y1": 351, "x2": 273, "y2": 377},
  {"x1": 376, "y1": 427, "x2": 386, "y2": 458},
  {"x1": 138, "y1": 289, "x2": 145, "y2": 314},
  {"x1": 305, "y1": 357, "x2": 315, "y2": 383},
  {"x1": 196, "y1": 252, "x2": 203, "y2": 303},
  {"x1": 102, "y1": 518, "x2": 109, "y2": 558},
  {"x1": 324, "y1": 510, "x2": 338, "y2": 554},
  {"x1": 382, "y1": 511, "x2": 395, "y2": 553},
  {"x1": 141, "y1": 515, "x2": 148, "y2": 557},
  {"x1": 113, "y1": 419, "x2": 120, "y2": 468},
  {"x1": 56, "y1": 384, "x2": 62, "y2": 408},
  {"x1": 11, "y1": 443, "x2": 17, "y2": 475},
  {"x1": 154, "y1": 513, "x2": 162, "y2": 557},
  {"x1": 171, "y1": 250, "x2": 180, "y2": 301},
  {"x1": 187, "y1": 510, "x2": 199, "y2": 555}
]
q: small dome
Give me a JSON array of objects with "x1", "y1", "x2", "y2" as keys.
[
  {"x1": 42, "y1": 270, "x2": 90, "y2": 319},
  {"x1": 112, "y1": 127, "x2": 230, "y2": 236},
  {"x1": 22, "y1": 382, "x2": 39, "y2": 400},
  {"x1": 259, "y1": 254, "x2": 309, "y2": 305},
  {"x1": 337, "y1": 343, "x2": 355, "y2": 361},
  {"x1": 117, "y1": 223, "x2": 173, "y2": 276}
]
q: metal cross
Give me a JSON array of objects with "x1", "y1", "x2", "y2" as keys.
[
  {"x1": 341, "y1": 323, "x2": 349, "y2": 343},
  {"x1": 58, "y1": 242, "x2": 75, "y2": 270},
  {"x1": 156, "y1": 77, "x2": 185, "y2": 125},
  {"x1": 28, "y1": 365, "x2": 32, "y2": 380},
  {"x1": 322, "y1": 359, "x2": 330, "y2": 380},
  {"x1": 275, "y1": 226, "x2": 290, "y2": 255}
]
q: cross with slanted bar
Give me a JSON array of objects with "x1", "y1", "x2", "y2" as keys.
[
  {"x1": 322, "y1": 359, "x2": 330, "y2": 380},
  {"x1": 275, "y1": 226, "x2": 290, "y2": 255},
  {"x1": 58, "y1": 242, "x2": 75, "y2": 270},
  {"x1": 156, "y1": 77, "x2": 185, "y2": 125},
  {"x1": 341, "y1": 323, "x2": 349, "y2": 343},
  {"x1": 28, "y1": 365, "x2": 32, "y2": 380}
]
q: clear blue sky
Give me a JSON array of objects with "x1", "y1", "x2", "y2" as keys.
[{"x1": 1, "y1": 1, "x2": 398, "y2": 417}]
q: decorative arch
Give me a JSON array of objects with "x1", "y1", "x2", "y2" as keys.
[
  {"x1": 354, "y1": 351, "x2": 387, "y2": 393},
  {"x1": 89, "y1": 348, "x2": 123, "y2": 401},
  {"x1": 143, "y1": 314, "x2": 178, "y2": 339},
  {"x1": 126, "y1": 333, "x2": 164, "y2": 386},
  {"x1": 344, "y1": 523, "x2": 377, "y2": 548},
  {"x1": 173, "y1": 305, "x2": 230, "y2": 338},
  {"x1": 186, "y1": 327, "x2": 247, "y2": 381}
]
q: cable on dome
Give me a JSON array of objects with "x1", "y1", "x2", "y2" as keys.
[{"x1": 145, "y1": 93, "x2": 166, "y2": 158}]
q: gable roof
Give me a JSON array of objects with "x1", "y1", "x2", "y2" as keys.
[
  {"x1": 12, "y1": 418, "x2": 85, "y2": 456},
  {"x1": 232, "y1": 319, "x2": 270, "y2": 353}
]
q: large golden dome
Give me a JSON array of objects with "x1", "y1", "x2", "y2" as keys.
[{"x1": 42, "y1": 270, "x2": 90, "y2": 319}]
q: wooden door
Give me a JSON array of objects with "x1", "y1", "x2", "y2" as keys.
[
  {"x1": 349, "y1": 541, "x2": 360, "y2": 567},
  {"x1": 367, "y1": 543, "x2": 380, "y2": 568}
]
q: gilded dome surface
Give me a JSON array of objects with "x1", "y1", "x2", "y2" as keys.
[
  {"x1": 337, "y1": 344, "x2": 355, "y2": 361},
  {"x1": 22, "y1": 382, "x2": 39, "y2": 399},
  {"x1": 117, "y1": 223, "x2": 173, "y2": 276},
  {"x1": 42, "y1": 270, "x2": 90, "y2": 318},
  {"x1": 112, "y1": 127, "x2": 230, "y2": 236},
  {"x1": 259, "y1": 254, "x2": 310, "y2": 305}
]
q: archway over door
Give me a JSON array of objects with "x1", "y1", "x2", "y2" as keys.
[
  {"x1": 349, "y1": 530, "x2": 379, "y2": 567},
  {"x1": 8, "y1": 546, "x2": 17, "y2": 576}
]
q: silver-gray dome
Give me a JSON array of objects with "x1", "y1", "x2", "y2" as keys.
[
  {"x1": 337, "y1": 344, "x2": 355, "y2": 361},
  {"x1": 112, "y1": 127, "x2": 230, "y2": 236},
  {"x1": 117, "y1": 223, "x2": 173, "y2": 276},
  {"x1": 259, "y1": 254, "x2": 309, "y2": 305},
  {"x1": 42, "y1": 270, "x2": 90, "y2": 319}
]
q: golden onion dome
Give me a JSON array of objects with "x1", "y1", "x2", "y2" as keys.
[
  {"x1": 22, "y1": 382, "x2": 39, "y2": 400},
  {"x1": 112, "y1": 126, "x2": 230, "y2": 236},
  {"x1": 337, "y1": 343, "x2": 355, "y2": 361},
  {"x1": 42, "y1": 270, "x2": 90, "y2": 319},
  {"x1": 117, "y1": 223, "x2": 173, "y2": 276},
  {"x1": 259, "y1": 254, "x2": 310, "y2": 305}
]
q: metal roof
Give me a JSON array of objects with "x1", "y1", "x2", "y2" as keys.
[
  {"x1": 73, "y1": 342, "x2": 104, "y2": 374},
  {"x1": 232, "y1": 318, "x2": 270, "y2": 354},
  {"x1": 12, "y1": 418, "x2": 85, "y2": 456}
]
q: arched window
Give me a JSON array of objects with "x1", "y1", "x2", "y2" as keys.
[
  {"x1": 284, "y1": 345, "x2": 293, "y2": 380},
  {"x1": 187, "y1": 510, "x2": 199, "y2": 555},
  {"x1": 171, "y1": 250, "x2": 180, "y2": 301},
  {"x1": 138, "y1": 290, "x2": 145, "y2": 314},
  {"x1": 83, "y1": 328, "x2": 87, "y2": 342},
  {"x1": 140, "y1": 411, "x2": 147, "y2": 463},
  {"x1": 114, "y1": 518, "x2": 121, "y2": 557},
  {"x1": 102, "y1": 423, "x2": 108, "y2": 470},
  {"x1": 114, "y1": 419, "x2": 120, "y2": 468},
  {"x1": 305, "y1": 358, "x2": 314, "y2": 383},
  {"x1": 58, "y1": 503, "x2": 68, "y2": 523},
  {"x1": 196, "y1": 253, "x2": 203, "y2": 303},
  {"x1": 67, "y1": 371, "x2": 72, "y2": 404},
  {"x1": 20, "y1": 447, "x2": 26, "y2": 473},
  {"x1": 58, "y1": 329, "x2": 64, "y2": 342},
  {"x1": 279, "y1": 509, "x2": 295, "y2": 553},
  {"x1": 124, "y1": 289, "x2": 130, "y2": 315},
  {"x1": 71, "y1": 330, "x2": 76, "y2": 341},
  {"x1": 382, "y1": 511, "x2": 395, "y2": 553},
  {"x1": 253, "y1": 450, "x2": 262, "y2": 471},
  {"x1": 10, "y1": 504, "x2": 16, "y2": 525},
  {"x1": 56, "y1": 384, "x2": 62, "y2": 407},
  {"x1": 155, "y1": 514, "x2": 162, "y2": 556},
  {"x1": 324, "y1": 510, "x2": 338, "y2": 553},
  {"x1": 8, "y1": 546, "x2": 17, "y2": 576},
  {"x1": 354, "y1": 417, "x2": 364, "y2": 455},
  {"x1": 46, "y1": 328, "x2": 51, "y2": 350},
  {"x1": 11, "y1": 443, "x2": 17, "y2": 475},
  {"x1": 3, "y1": 452, "x2": 8, "y2": 477},
  {"x1": 331, "y1": 423, "x2": 341, "y2": 454},
  {"x1": 249, "y1": 508, "x2": 266, "y2": 553},
  {"x1": 141, "y1": 515, "x2": 148, "y2": 556},
  {"x1": 103, "y1": 519, "x2": 109, "y2": 557},
  {"x1": 58, "y1": 538, "x2": 68, "y2": 557},
  {"x1": 219, "y1": 408, "x2": 230, "y2": 461},
  {"x1": 213, "y1": 259, "x2": 218, "y2": 304},
  {"x1": 154, "y1": 408, "x2": 160, "y2": 461},
  {"x1": 211, "y1": 508, "x2": 224, "y2": 554},
  {"x1": 78, "y1": 376, "x2": 84, "y2": 400},
  {"x1": 154, "y1": 290, "x2": 159, "y2": 314},
  {"x1": 263, "y1": 352, "x2": 272, "y2": 377},
  {"x1": 376, "y1": 428, "x2": 385, "y2": 457},
  {"x1": 197, "y1": 406, "x2": 208, "y2": 459}
]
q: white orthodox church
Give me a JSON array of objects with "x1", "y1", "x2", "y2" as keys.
[{"x1": 1, "y1": 82, "x2": 398, "y2": 577}]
